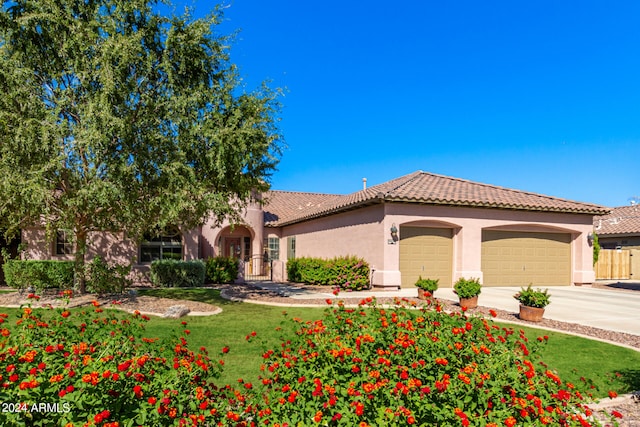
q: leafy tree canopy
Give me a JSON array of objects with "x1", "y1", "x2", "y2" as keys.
[{"x1": 0, "y1": 0, "x2": 283, "y2": 288}]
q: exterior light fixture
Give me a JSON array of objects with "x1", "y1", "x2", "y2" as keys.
[{"x1": 390, "y1": 224, "x2": 398, "y2": 241}]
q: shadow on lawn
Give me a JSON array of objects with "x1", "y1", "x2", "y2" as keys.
[
  {"x1": 137, "y1": 287, "x2": 239, "y2": 307},
  {"x1": 616, "y1": 369, "x2": 640, "y2": 393}
]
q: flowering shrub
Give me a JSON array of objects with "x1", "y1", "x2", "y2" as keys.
[
  {"x1": 249, "y1": 297, "x2": 617, "y2": 426},
  {"x1": 0, "y1": 293, "x2": 621, "y2": 426},
  {"x1": 0, "y1": 294, "x2": 238, "y2": 426}
]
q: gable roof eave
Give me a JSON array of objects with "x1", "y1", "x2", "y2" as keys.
[
  {"x1": 263, "y1": 171, "x2": 609, "y2": 227},
  {"x1": 266, "y1": 195, "x2": 606, "y2": 228}
]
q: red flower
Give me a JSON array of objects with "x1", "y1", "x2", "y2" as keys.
[
  {"x1": 489, "y1": 309, "x2": 497, "y2": 317},
  {"x1": 354, "y1": 401, "x2": 364, "y2": 416},
  {"x1": 611, "y1": 410, "x2": 623, "y2": 418},
  {"x1": 222, "y1": 346, "x2": 230, "y2": 354},
  {"x1": 133, "y1": 385, "x2": 143, "y2": 398},
  {"x1": 94, "y1": 410, "x2": 110, "y2": 423},
  {"x1": 608, "y1": 390, "x2": 618, "y2": 399}
]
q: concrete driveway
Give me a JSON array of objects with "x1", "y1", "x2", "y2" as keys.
[
  {"x1": 277, "y1": 281, "x2": 640, "y2": 336},
  {"x1": 436, "y1": 285, "x2": 640, "y2": 336}
]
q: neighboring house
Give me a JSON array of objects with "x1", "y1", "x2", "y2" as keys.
[
  {"x1": 5, "y1": 171, "x2": 608, "y2": 288},
  {"x1": 593, "y1": 205, "x2": 640, "y2": 280},
  {"x1": 594, "y1": 205, "x2": 640, "y2": 249}
]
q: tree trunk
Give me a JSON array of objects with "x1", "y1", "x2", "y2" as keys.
[{"x1": 74, "y1": 229, "x2": 87, "y2": 294}]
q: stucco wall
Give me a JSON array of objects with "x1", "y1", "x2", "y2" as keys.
[
  {"x1": 279, "y1": 204, "x2": 385, "y2": 280},
  {"x1": 22, "y1": 228, "x2": 138, "y2": 264},
  {"x1": 200, "y1": 202, "x2": 264, "y2": 262},
  {"x1": 21, "y1": 228, "x2": 199, "y2": 264},
  {"x1": 278, "y1": 202, "x2": 596, "y2": 289}
]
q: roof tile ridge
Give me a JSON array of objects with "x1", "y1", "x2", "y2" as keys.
[
  {"x1": 362, "y1": 170, "x2": 424, "y2": 197},
  {"x1": 420, "y1": 170, "x2": 604, "y2": 208},
  {"x1": 268, "y1": 189, "x2": 341, "y2": 197}
]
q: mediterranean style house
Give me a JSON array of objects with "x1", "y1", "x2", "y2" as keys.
[{"x1": 12, "y1": 171, "x2": 609, "y2": 289}]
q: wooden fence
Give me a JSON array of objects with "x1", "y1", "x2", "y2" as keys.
[{"x1": 595, "y1": 249, "x2": 630, "y2": 280}]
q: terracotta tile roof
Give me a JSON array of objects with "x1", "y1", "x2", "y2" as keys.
[
  {"x1": 594, "y1": 205, "x2": 640, "y2": 236},
  {"x1": 265, "y1": 171, "x2": 609, "y2": 226},
  {"x1": 262, "y1": 191, "x2": 342, "y2": 226}
]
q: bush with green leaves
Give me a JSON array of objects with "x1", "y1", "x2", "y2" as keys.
[
  {"x1": 287, "y1": 256, "x2": 370, "y2": 290},
  {"x1": 248, "y1": 298, "x2": 617, "y2": 426},
  {"x1": 205, "y1": 256, "x2": 238, "y2": 284},
  {"x1": 514, "y1": 284, "x2": 551, "y2": 308},
  {"x1": 0, "y1": 298, "x2": 233, "y2": 426},
  {"x1": 2, "y1": 260, "x2": 74, "y2": 291},
  {"x1": 453, "y1": 277, "x2": 482, "y2": 298},
  {"x1": 85, "y1": 256, "x2": 132, "y2": 294},
  {"x1": 150, "y1": 260, "x2": 205, "y2": 288},
  {"x1": 415, "y1": 276, "x2": 439, "y2": 292}
]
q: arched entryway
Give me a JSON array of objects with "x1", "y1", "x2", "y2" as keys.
[
  {"x1": 217, "y1": 225, "x2": 253, "y2": 263},
  {"x1": 216, "y1": 225, "x2": 270, "y2": 280}
]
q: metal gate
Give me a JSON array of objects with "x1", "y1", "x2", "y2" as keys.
[{"x1": 243, "y1": 255, "x2": 273, "y2": 281}]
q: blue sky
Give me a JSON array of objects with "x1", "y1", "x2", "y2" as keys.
[{"x1": 173, "y1": 0, "x2": 639, "y2": 207}]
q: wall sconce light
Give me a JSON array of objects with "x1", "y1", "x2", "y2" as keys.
[
  {"x1": 390, "y1": 223, "x2": 398, "y2": 241},
  {"x1": 587, "y1": 232, "x2": 594, "y2": 246}
]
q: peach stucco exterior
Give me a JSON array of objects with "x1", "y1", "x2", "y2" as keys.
[
  {"x1": 18, "y1": 199, "x2": 597, "y2": 288},
  {"x1": 267, "y1": 203, "x2": 595, "y2": 289},
  {"x1": 14, "y1": 171, "x2": 604, "y2": 288}
]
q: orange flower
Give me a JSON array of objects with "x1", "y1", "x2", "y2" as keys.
[
  {"x1": 49, "y1": 374, "x2": 64, "y2": 383},
  {"x1": 505, "y1": 416, "x2": 517, "y2": 427}
]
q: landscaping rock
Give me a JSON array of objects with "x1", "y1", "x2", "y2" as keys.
[{"x1": 162, "y1": 305, "x2": 191, "y2": 318}]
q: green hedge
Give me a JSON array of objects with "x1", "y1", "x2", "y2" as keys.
[
  {"x1": 150, "y1": 260, "x2": 205, "y2": 288},
  {"x1": 2, "y1": 260, "x2": 75, "y2": 291},
  {"x1": 287, "y1": 256, "x2": 370, "y2": 291},
  {"x1": 205, "y1": 256, "x2": 238, "y2": 284},
  {"x1": 86, "y1": 256, "x2": 132, "y2": 294}
]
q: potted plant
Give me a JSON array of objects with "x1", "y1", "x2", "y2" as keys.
[
  {"x1": 415, "y1": 276, "x2": 438, "y2": 300},
  {"x1": 453, "y1": 278, "x2": 481, "y2": 309},
  {"x1": 513, "y1": 284, "x2": 550, "y2": 322}
]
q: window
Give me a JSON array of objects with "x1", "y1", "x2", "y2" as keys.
[
  {"x1": 287, "y1": 236, "x2": 296, "y2": 260},
  {"x1": 140, "y1": 227, "x2": 183, "y2": 263},
  {"x1": 243, "y1": 236, "x2": 251, "y2": 262},
  {"x1": 267, "y1": 237, "x2": 280, "y2": 261},
  {"x1": 55, "y1": 230, "x2": 73, "y2": 255}
]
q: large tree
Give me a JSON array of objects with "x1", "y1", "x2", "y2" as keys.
[{"x1": 0, "y1": 0, "x2": 283, "y2": 291}]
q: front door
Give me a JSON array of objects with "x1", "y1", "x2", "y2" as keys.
[{"x1": 224, "y1": 238, "x2": 242, "y2": 259}]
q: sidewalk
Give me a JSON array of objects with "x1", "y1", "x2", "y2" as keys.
[{"x1": 252, "y1": 282, "x2": 640, "y2": 337}]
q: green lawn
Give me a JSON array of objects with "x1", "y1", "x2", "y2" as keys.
[{"x1": 2, "y1": 287, "x2": 639, "y2": 398}]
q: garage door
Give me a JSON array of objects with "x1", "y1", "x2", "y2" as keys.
[
  {"x1": 399, "y1": 227, "x2": 453, "y2": 288},
  {"x1": 481, "y1": 230, "x2": 571, "y2": 287}
]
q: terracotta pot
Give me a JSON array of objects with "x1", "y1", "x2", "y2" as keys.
[
  {"x1": 459, "y1": 295, "x2": 478, "y2": 309},
  {"x1": 519, "y1": 304, "x2": 545, "y2": 322},
  {"x1": 417, "y1": 289, "x2": 433, "y2": 300}
]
